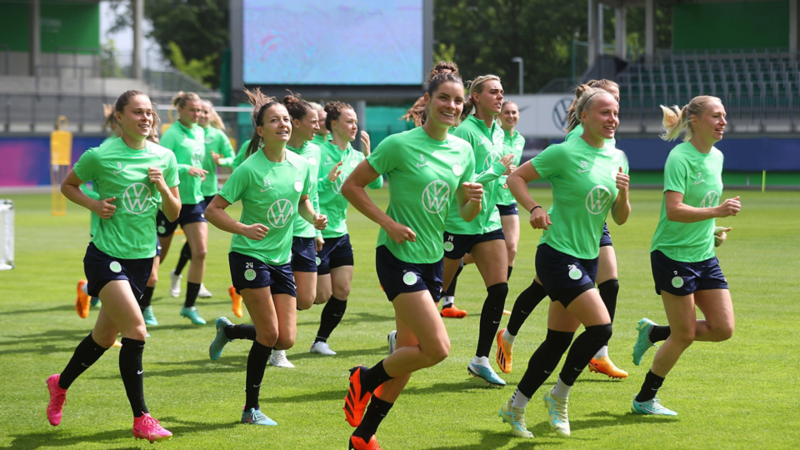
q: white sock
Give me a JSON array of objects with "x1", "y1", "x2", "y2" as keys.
[
  {"x1": 502, "y1": 329, "x2": 516, "y2": 344},
  {"x1": 471, "y1": 356, "x2": 490, "y2": 367},
  {"x1": 511, "y1": 388, "x2": 530, "y2": 408},
  {"x1": 594, "y1": 345, "x2": 609, "y2": 359},
  {"x1": 81, "y1": 283, "x2": 88, "y2": 295},
  {"x1": 273, "y1": 349, "x2": 285, "y2": 356},
  {"x1": 442, "y1": 296, "x2": 454, "y2": 307},
  {"x1": 551, "y1": 378, "x2": 571, "y2": 398}
]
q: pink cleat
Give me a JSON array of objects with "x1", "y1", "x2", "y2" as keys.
[
  {"x1": 133, "y1": 413, "x2": 173, "y2": 442},
  {"x1": 46, "y1": 374, "x2": 67, "y2": 426}
]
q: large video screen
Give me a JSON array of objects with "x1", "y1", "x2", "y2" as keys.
[{"x1": 243, "y1": 0, "x2": 423, "y2": 86}]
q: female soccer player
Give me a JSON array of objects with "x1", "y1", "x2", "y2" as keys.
[
  {"x1": 496, "y1": 100, "x2": 524, "y2": 286},
  {"x1": 169, "y1": 100, "x2": 235, "y2": 300},
  {"x1": 157, "y1": 91, "x2": 209, "y2": 325},
  {"x1": 49, "y1": 90, "x2": 179, "y2": 442},
  {"x1": 269, "y1": 92, "x2": 324, "y2": 368},
  {"x1": 309, "y1": 102, "x2": 331, "y2": 145},
  {"x1": 630, "y1": 96, "x2": 738, "y2": 416},
  {"x1": 205, "y1": 89, "x2": 326, "y2": 425},
  {"x1": 442, "y1": 74, "x2": 512, "y2": 386},
  {"x1": 309, "y1": 101, "x2": 383, "y2": 356},
  {"x1": 497, "y1": 80, "x2": 629, "y2": 379},
  {"x1": 340, "y1": 71, "x2": 484, "y2": 450},
  {"x1": 500, "y1": 87, "x2": 629, "y2": 439}
]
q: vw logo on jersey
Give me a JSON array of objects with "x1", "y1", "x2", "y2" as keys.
[
  {"x1": 483, "y1": 151, "x2": 501, "y2": 171},
  {"x1": 585, "y1": 185, "x2": 613, "y2": 215},
  {"x1": 122, "y1": 182, "x2": 152, "y2": 214},
  {"x1": 421, "y1": 180, "x2": 451, "y2": 214},
  {"x1": 700, "y1": 190, "x2": 721, "y2": 208},
  {"x1": 266, "y1": 199, "x2": 294, "y2": 228},
  {"x1": 332, "y1": 173, "x2": 347, "y2": 194},
  {"x1": 552, "y1": 97, "x2": 574, "y2": 131},
  {"x1": 192, "y1": 149, "x2": 205, "y2": 167}
]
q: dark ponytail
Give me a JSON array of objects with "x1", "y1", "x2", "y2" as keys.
[{"x1": 242, "y1": 88, "x2": 279, "y2": 158}]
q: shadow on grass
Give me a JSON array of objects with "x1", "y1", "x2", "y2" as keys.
[
  {"x1": 4, "y1": 416, "x2": 239, "y2": 449},
  {"x1": 0, "y1": 304, "x2": 75, "y2": 316},
  {"x1": 423, "y1": 428, "x2": 560, "y2": 450},
  {"x1": 0, "y1": 329, "x2": 92, "y2": 356},
  {"x1": 296, "y1": 311, "x2": 394, "y2": 327}
]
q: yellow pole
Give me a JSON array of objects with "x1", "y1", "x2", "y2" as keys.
[
  {"x1": 762, "y1": 170, "x2": 766, "y2": 193},
  {"x1": 50, "y1": 116, "x2": 72, "y2": 216}
]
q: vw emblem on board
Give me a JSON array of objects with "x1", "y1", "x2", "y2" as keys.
[{"x1": 552, "y1": 97, "x2": 573, "y2": 131}]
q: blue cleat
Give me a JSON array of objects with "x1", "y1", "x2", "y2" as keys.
[
  {"x1": 632, "y1": 318, "x2": 657, "y2": 366},
  {"x1": 241, "y1": 407, "x2": 277, "y2": 425},
  {"x1": 180, "y1": 306, "x2": 206, "y2": 325},
  {"x1": 468, "y1": 361, "x2": 506, "y2": 387},
  {"x1": 209, "y1": 317, "x2": 233, "y2": 361},
  {"x1": 142, "y1": 306, "x2": 158, "y2": 326},
  {"x1": 632, "y1": 396, "x2": 678, "y2": 416}
]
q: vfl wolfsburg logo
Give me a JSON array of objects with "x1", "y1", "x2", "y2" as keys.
[
  {"x1": 421, "y1": 180, "x2": 451, "y2": 214},
  {"x1": 267, "y1": 199, "x2": 293, "y2": 228},
  {"x1": 109, "y1": 261, "x2": 122, "y2": 273},
  {"x1": 403, "y1": 272, "x2": 418, "y2": 285},
  {"x1": 700, "y1": 190, "x2": 721, "y2": 208},
  {"x1": 585, "y1": 185, "x2": 612, "y2": 215},
  {"x1": 568, "y1": 264, "x2": 582, "y2": 280},
  {"x1": 123, "y1": 183, "x2": 152, "y2": 214}
]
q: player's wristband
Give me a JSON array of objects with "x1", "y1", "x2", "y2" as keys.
[{"x1": 529, "y1": 205, "x2": 542, "y2": 213}]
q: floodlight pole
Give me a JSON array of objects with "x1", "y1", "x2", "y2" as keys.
[{"x1": 512, "y1": 57, "x2": 523, "y2": 95}]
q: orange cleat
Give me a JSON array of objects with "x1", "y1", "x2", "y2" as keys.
[
  {"x1": 588, "y1": 356, "x2": 628, "y2": 379},
  {"x1": 495, "y1": 329, "x2": 514, "y2": 374},
  {"x1": 440, "y1": 305, "x2": 467, "y2": 318},
  {"x1": 112, "y1": 340, "x2": 122, "y2": 348},
  {"x1": 344, "y1": 366, "x2": 371, "y2": 427},
  {"x1": 76, "y1": 280, "x2": 90, "y2": 319},
  {"x1": 502, "y1": 309, "x2": 511, "y2": 315},
  {"x1": 229, "y1": 285, "x2": 243, "y2": 318},
  {"x1": 349, "y1": 435, "x2": 382, "y2": 450}
]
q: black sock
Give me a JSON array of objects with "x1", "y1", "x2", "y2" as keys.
[
  {"x1": 506, "y1": 280, "x2": 547, "y2": 336},
  {"x1": 139, "y1": 286, "x2": 154, "y2": 311},
  {"x1": 315, "y1": 297, "x2": 347, "y2": 343},
  {"x1": 119, "y1": 338, "x2": 148, "y2": 417},
  {"x1": 636, "y1": 370, "x2": 665, "y2": 402},
  {"x1": 59, "y1": 333, "x2": 108, "y2": 389},
  {"x1": 650, "y1": 325, "x2": 671, "y2": 343},
  {"x1": 517, "y1": 329, "x2": 573, "y2": 397},
  {"x1": 442, "y1": 261, "x2": 464, "y2": 304},
  {"x1": 507, "y1": 266, "x2": 514, "y2": 281},
  {"x1": 184, "y1": 282, "x2": 200, "y2": 308},
  {"x1": 225, "y1": 324, "x2": 257, "y2": 341},
  {"x1": 245, "y1": 341, "x2": 273, "y2": 411},
  {"x1": 353, "y1": 396, "x2": 394, "y2": 440},
  {"x1": 360, "y1": 360, "x2": 394, "y2": 393},
  {"x1": 476, "y1": 283, "x2": 508, "y2": 358},
  {"x1": 174, "y1": 242, "x2": 191, "y2": 276},
  {"x1": 558, "y1": 323, "x2": 613, "y2": 385},
  {"x1": 597, "y1": 279, "x2": 619, "y2": 322}
]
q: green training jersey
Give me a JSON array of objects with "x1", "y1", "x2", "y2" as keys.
[
  {"x1": 531, "y1": 137, "x2": 628, "y2": 259},
  {"x1": 200, "y1": 126, "x2": 235, "y2": 197},
  {"x1": 317, "y1": 141, "x2": 383, "y2": 238},
  {"x1": 445, "y1": 115, "x2": 506, "y2": 235},
  {"x1": 368, "y1": 127, "x2": 476, "y2": 264},
  {"x1": 219, "y1": 149, "x2": 312, "y2": 266},
  {"x1": 566, "y1": 124, "x2": 617, "y2": 148},
  {"x1": 73, "y1": 137, "x2": 180, "y2": 259},
  {"x1": 160, "y1": 121, "x2": 205, "y2": 205},
  {"x1": 312, "y1": 134, "x2": 332, "y2": 146},
  {"x1": 287, "y1": 141, "x2": 322, "y2": 239},
  {"x1": 232, "y1": 139, "x2": 251, "y2": 171},
  {"x1": 497, "y1": 129, "x2": 525, "y2": 206},
  {"x1": 651, "y1": 142, "x2": 724, "y2": 262}
]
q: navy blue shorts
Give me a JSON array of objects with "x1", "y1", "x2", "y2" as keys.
[
  {"x1": 497, "y1": 203, "x2": 519, "y2": 216},
  {"x1": 228, "y1": 252, "x2": 297, "y2": 297},
  {"x1": 535, "y1": 243, "x2": 598, "y2": 307},
  {"x1": 157, "y1": 202, "x2": 207, "y2": 237},
  {"x1": 443, "y1": 228, "x2": 505, "y2": 260},
  {"x1": 375, "y1": 245, "x2": 443, "y2": 302},
  {"x1": 83, "y1": 243, "x2": 153, "y2": 300},
  {"x1": 291, "y1": 237, "x2": 318, "y2": 273},
  {"x1": 651, "y1": 250, "x2": 728, "y2": 296},
  {"x1": 599, "y1": 222, "x2": 613, "y2": 247},
  {"x1": 317, "y1": 234, "x2": 354, "y2": 275},
  {"x1": 203, "y1": 195, "x2": 216, "y2": 208}
]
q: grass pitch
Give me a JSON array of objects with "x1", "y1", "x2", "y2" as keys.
[{"x1": 0, "y1": 188, "x2": 798, "y2": 449}]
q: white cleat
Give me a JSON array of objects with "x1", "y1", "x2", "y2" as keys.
[
  {"x1": 169, "y1": 270, "x2": 182, "y2": 298},
  {"x1": 198, "y1": 283, "x2": 213, "y2": 298},
  {"x1": 309, "y1": 341, "x2": 336, "y2": 355},
  {"x1": 543, "y1": 391, "x2": 570, "y2": 437},
  {"x1": 269, "y1": 350, "x2": 295, "y2": 368},
  {"x1": 388, "y1": 330, "x2": 397, "y2": 355}
]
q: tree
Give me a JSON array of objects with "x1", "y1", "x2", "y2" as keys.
[{"x1": 109, "y1": 0, "x2": 229, "y2": 89}]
